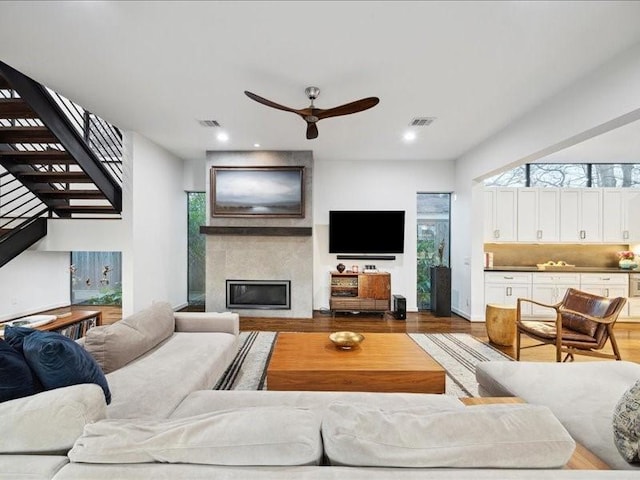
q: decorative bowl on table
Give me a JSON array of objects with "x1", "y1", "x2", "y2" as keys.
[{"x1": 329, "y1": 331, "x2": 364, "y2": 349}]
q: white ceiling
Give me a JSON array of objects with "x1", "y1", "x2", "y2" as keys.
[{"x1": 1, "y1": 1, "x2": 640, "y2": 164}]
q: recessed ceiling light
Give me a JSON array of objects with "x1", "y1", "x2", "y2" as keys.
[
  {"x1": 403, "y1": 131, "x2": 416, "y2": 142},
  {"x1": 253, "y1": 143, "x2": 261, "y2": 148},
  {"x1": 217, "y1": 132, "x2": 229, "y2": 142}
]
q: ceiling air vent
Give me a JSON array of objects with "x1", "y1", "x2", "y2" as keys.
[
  {"x1": 198, "y1": 120, "x2": 221, "y2": 127},
  {"x1": 409, "y1": 117, "x2": 436, "y2": 127}
]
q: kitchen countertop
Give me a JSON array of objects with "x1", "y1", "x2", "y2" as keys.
[{"x1": 485, "y1": 266, "x2": 640, "y2": 273}]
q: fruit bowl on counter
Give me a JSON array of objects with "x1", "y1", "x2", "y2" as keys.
[{"x1": 536, "y1": 261, "x2": 576, "y2": 270}]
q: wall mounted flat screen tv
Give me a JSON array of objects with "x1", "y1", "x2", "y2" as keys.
[{"x1": 329, "y1": 210, "x2": 405, "y2": 254}]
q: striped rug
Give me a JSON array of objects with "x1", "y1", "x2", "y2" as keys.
[{"x1": 214, "y1": 332, "x2": 512, "y2": 397}]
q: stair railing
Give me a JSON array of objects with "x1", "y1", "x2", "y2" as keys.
[
  {"x1": 47, "y1": 89, "x2": 123, "y2": 184},
  {"x1": 2, "y1": 79, "x2": 123, "y2": 186},
  {"x1": 0, "y1": 169, "x2": 49, "y2": 231},
  {"x1": 0, "y1": 60, "x2": 122, "y2": 211}
]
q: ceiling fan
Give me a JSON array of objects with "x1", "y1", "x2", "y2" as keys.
[{"x1": 244, "y1": 87, "x2": 379, "y2": 140}]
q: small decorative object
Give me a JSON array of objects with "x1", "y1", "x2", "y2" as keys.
[
  {"x1": 352, "y1": 265, "x2": 359, "y2": 273},
  {"x1": 617, "y1": 251, "x2": 638, "y2": 270},
  {"x1": 336, "y1": 263, "x2": 346, "y2": 273},
  {"x1": 329, "y1": 331, "x2": 365, "y2": 349}
]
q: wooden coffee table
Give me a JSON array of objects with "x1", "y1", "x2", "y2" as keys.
[{"x1": 266, "y1": 332, "x2": 445, "y2": 393}]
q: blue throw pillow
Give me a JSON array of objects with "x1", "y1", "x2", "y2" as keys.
[
  {"x1": 21, "y1": 330, "x2": 111, "y2": 404},
  {"x1": 0, "y1": 338, "x2": 40, "y2": 402},
  {"x1": 4, "y1": 325, "x2": 36, "y2": 354}
]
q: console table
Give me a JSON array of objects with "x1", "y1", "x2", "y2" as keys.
[
  {"x1": 329, "y1": 271, "x2": 391, "y2": 316},
  {"x1": 1, "y1": 310, "x2": 102, "y2": 340}
]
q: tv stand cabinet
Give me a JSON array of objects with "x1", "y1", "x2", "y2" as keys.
[{"x1": 330, "y1": 272, "x2": 391, "y2": 316}]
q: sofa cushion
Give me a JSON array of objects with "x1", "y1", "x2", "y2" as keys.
[
  {"x1": 613, "y1": 379, "x2": 640, "y2": 464},
  {"x1": 69, "y1": 407, "x2": 322, "y2": 466},
  {"x1": 17, "y1": 329, "x2": 111, "y2": 404},
  {"x1": 322, "y1": 402, "x2": 575, "y2": 468},
  {"x1": 0, "y1": 337, "x2": 40, "y2": 402},
  {"x1": 475, "y1": 360, "x2": 640, "y2": 470},
  {"x1": 84, "y1": 301, "x2": 175, "y2": 374},
  {"x1": 105, "y1": 332, "x2": 237, "y2": 419},
  {"x1": 6, "y1": 326, "x2": 110, "y2": 404},
  {"x1": 4, "y1": 325, "x2": 29, "y2": 353},
  {"x1": 0, "y1": 384, "x2": 106, "y2": 454}
]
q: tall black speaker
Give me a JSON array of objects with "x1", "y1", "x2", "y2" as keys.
[
  {"x1": 430, "y1": 266, "x2": 451, "y2": 317},
  {"x1": 393, "y1": 294, "x2": 406, "y2": 320}
]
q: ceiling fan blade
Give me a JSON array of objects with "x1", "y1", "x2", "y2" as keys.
[
  {"x1": 244, "y1": 91, "x2": 303, "y2": 114},
  {"x1": 316, "y1": 97, "x2": 380, "y2": 120},
  {"x1": 306, "y1": 122, "x2": 319, "y2": 140}
]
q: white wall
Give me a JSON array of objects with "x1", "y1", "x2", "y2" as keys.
[
  {"x1": 313, "y1": 159, "x2": 455, "y2": 311},
  {"x1": 124, "y1": 132, "x2": 188, "y2": 315},
  {"x1": 0, "y1": 250, "x2": 70, "y2": 321},
  {"x1": 0, "y1": 132, "x2": 187, "y2": 320},
  {"x1": 452, "y1": 42, "x2": 640, "y2": 321}
]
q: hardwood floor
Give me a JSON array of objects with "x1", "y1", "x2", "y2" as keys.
[{"x1": 65, "y1": 304, "x2": 640, "y2": 364}]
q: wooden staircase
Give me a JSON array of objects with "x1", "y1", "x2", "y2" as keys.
[{"x1": 0, "y1": 60, "x2": 122, "y2": 267}]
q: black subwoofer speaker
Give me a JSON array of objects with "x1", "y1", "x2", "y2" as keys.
[{"x1": 393, "y1": 294, "x2": 406, "y2": 320}]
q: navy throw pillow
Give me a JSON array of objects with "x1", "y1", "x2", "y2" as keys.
[
  {"x1": 21, "y1": 330, "x2": 111, "y2": 404},
  {"x1": 0, "y1": 338, "x2": 40, "y2": 402},
  {"x1": 4, "y1": 325, "x2": 37, "y2": 354}
]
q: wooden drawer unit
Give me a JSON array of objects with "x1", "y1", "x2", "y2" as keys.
[{"x1": 330, "y1": 272, "x2": 391, "y2": 315}]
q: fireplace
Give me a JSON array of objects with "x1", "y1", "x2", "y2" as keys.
[{"x1": 226, "y1": 280, "x2": 291, "y2": 310}]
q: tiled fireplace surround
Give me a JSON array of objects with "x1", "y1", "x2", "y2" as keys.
[{"x1": 203, "y1": 151, "x2": 314, "y2": 318}]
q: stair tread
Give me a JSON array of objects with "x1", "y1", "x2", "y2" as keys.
[
  {"x1": 0, "y1": 126, "x2": 57, "y2": 143},
  {"x1": 54, "y1": 205, "x2": 118, "y2": 212},
  {"x1": 0, "y1": 98, "x2": 37, "y2": 118},
  {"x1": 35, "y1": 189, "x2": 107, "y2": 198},
  {"x1": 0, "y1": 150, "x2": 74, "y2": 165},
  {"x1": 18, "y1": 171, "x2": 92, "y2": 183}
]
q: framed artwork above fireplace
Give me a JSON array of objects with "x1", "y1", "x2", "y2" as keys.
[{"x1": 211, "y1": 166, "x2": 305, "y2": 217}]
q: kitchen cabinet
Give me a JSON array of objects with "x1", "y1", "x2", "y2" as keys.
[
  {"x1": 484, "y1": 272, "x2": 532, "y2": 315},
  {"x1": 602, "y1": 188, "x2": 640, "y2": 243},
  {"x1": 579, "y1": 273, "x2": 628, "y2": 297},
  {"x1": 579, "y1": 273, "x2": 629, "y2": 318},
  {"x1": 530, "y1": 272, "x2": 580, "y2": 318},
  {"x1": 484, "y1": 188, "x2": 517, "y2": 242},
  {"x1": 517, "y1": 188, "x2": 560, "y2": 242},
  {"x1": 559, "y1": 188, "x2": 602, "y2": 243}
]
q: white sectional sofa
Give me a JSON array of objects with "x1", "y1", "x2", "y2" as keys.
[
  {"x1": 1, "y1": 302, "x2": 639, "y2": 479},
  {"x1": 476, "y1": 360, "x2": 640, "y2": 471}
]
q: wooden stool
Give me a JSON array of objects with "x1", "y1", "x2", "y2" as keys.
[{"x1": 485, "y1": 304, "x2": 517, "y2": 346}]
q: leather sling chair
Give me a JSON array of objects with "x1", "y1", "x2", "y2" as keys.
[{"x1": 516, "y1": 288, "x2": 626, "y2": 362}]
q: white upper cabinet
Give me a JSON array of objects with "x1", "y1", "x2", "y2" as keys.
[
  {"x1": 603, "y1": 188, "x2": 640, "y2": 243},
  {"x1": 517, "y1": 188, "x2": 560, "y2": 242},
  {"x1": 559, "y1": 188, "x2": 602, "y2": 243},
  {"x1": 484, "y1": 188, "x2": 517, "y2": 242}
]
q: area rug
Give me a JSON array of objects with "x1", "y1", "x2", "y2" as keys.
[{"x1": 214, "y1": 332, "x2": 512, "y2": 397}]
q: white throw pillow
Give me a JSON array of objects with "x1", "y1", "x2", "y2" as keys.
[
  {"x1": 69, "y1": 406, "x2": 322, "y2": 466},
  {"x1": 322, "y1": 402, "x2": 576, "y2": 468},
  {"x1": 0, "y1": 384, "x2": 106, "y2": 454}
]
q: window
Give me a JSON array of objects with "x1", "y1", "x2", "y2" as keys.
[
  {"x1": 592, "y1": 164, "x2": 640, "y2": 187},
  {"x1": 483, "y1": 166, "x2": 527, "y2": 187},
  {"x1": 485, "y1": 163, "x2": 640, "y2": 188},
  {"x1": 416, "y1": 193, "x2": 450, "y2": 311},
  {"x1": 188, "y1": 192, "x2": 206, "y2": 306},
  {"x1": 529, "y1": 164, "x2": 589, "y2": 187},
  {"x1": 70, "y1": 252, "x2": 122, "y2": 305}
]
